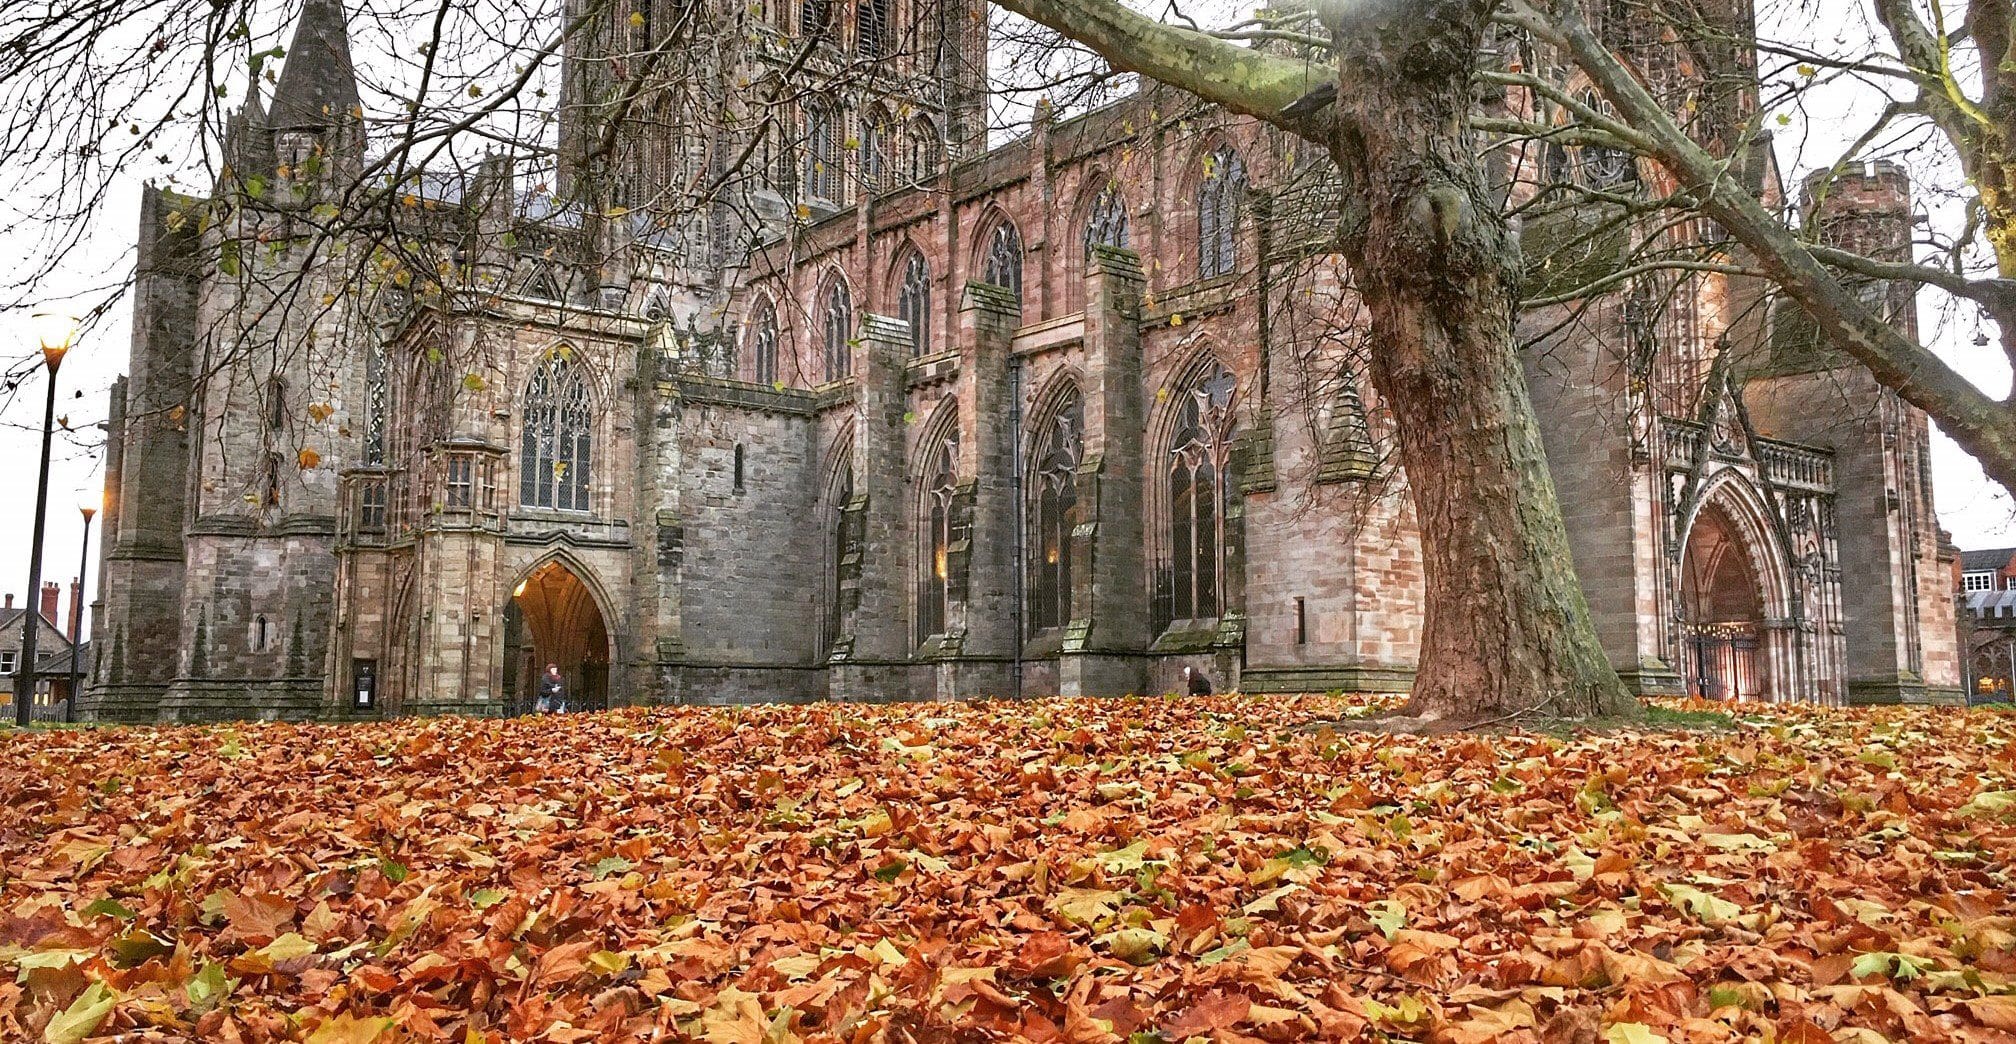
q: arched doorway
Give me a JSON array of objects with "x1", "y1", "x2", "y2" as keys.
[
  {"x1": 503, "y1": 558, "x2": 611, "y2": 714},
  {"x1": 1679, "y1": 501, "x2": 1768, "y2": 700}
]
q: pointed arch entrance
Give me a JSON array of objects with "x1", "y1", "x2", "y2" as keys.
[
  {"x1": 503, "y1": 557, "x2": 612, "y2": 714},
  {"x1": 1678, "y1": 493, "x2": 1780, "y2": 701}
]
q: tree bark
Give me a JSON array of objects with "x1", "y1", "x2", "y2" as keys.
[
  {"x1": 989, "y1": 0, "x2": 1638, "y2": 720},
  {"x1": 1322, "y1": 0, "x2": 1635, "y2": 720}
]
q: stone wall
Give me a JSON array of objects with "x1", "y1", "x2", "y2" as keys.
[{"x1": 665, "y1": 378, "x2": 825, "y2": 701}]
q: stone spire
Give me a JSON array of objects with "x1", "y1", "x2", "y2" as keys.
[
  {"x1": 270, "y1": 0, "x2": 360, "y2": 132},
  {"x1": 222, "y1": 85, "x2": 274, "y2": 179}
]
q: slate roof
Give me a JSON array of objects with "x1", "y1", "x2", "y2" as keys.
[
  {"x1": 1961, "y1": 547, "x2": 2016, "y2": 573},
  {"x1": 270, "y1": 0, "x2": 361, "y2": 131}
]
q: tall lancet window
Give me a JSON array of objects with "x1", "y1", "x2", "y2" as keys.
[
  {"x1": 1084, "y1": 183, "x2": 1130, "y2": 253},
  {"x1": 916, "y1": 422, "x2": 960, "y2": 643},
  {"x1": 1029, "y1": 386, "x2": 1083, "y2": 632},
  {"x1": 826, "y1": 453, "x2": 854, "y2": 650},
  {"x1": 364, "y1": 342, "x2": 389, "y2": 465},
  {"x1": 520, "y1": 350, "x2": 594, "y2": 512},
  {"x1": 897, "y1": 251, "x2": 931, "y2": 355},
  {"x1": 804, "y1": 100, "x2": 842, "y2": 203},
  {"x1": 906, "y1": 117, "x2": 939, "y2": 183},
  {"x1": 749, "y1": 300, "x2": 779, "y2": 385},
  {"x1": 856, "y1": 0, "x2": 890, "y2": 56},
  {"x1": 981, "y1": 219, "x2": 1024, "y2": 305},
  {"x1": 1198, "y1": 146, "x2": 1246, "y2": 279},
  {"x1": 800, "y1": 0, "x2": 832, "y2": 39},
  {"x1": 1162, "y1": 363, "x2": 1237, "y2": 625},
  {"x1": 860, "y1": 109, "x2": 893, "y2": 194},
  {"x1": 822, "y1": 277, "x2": 854, "y2": 381}
]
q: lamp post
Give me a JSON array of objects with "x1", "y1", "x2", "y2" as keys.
[
  {"x1": 14, "y1": 314, "x2": 75, "y2": 728},
  {"x1": 66, "y1": 495, "x2": 97, "y2": 725}
]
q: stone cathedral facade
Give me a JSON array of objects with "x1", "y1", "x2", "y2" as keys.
[{"x1": 82, "y1": 0, "x2": 1961, "y2": 721}]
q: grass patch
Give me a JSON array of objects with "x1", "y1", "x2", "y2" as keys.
[{"x1": 1644, "y1": 703, "x2": 1738, "y2": 730}]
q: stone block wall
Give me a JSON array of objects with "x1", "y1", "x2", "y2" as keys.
[{"x1": 670, "y1": 383, "x2": 823, "y2": 691}]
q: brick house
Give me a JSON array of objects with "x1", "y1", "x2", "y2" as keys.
[{"x1": 1, "y1": 584, "x2": 80, "y2": 720}]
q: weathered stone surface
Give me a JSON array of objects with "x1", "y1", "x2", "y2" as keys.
[{"x1": 81, "y1": 8, "x2": 1956, "y2": 719}]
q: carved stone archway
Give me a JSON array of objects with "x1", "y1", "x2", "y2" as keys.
[
  {"x1": 504, "y1": 556, "x2": 613, "y2": 713},
  {"x1": 1677, "y1": 476, "x2": 1796, "y2": 701}
]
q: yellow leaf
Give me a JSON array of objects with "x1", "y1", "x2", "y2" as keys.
[
  {"x1": 1661, "y1": 883, "x2": 1738, "y2": 925},
  {"x1": 1603, "y1": 1024, "x2": 1670, "y2": 1044},
  {"x1": 258, "y1": 932, "x2": 318, "y2": 962},
  {"x1": 1047, "y1": 887, "x2": 1122, "y2": 926},
  {"x1": 630, "y1": 10, "x2": 646, "y2": 26},
  {"x1": 43, "y1": 980, "x2": 116, "y2": 1044},
  {"x1": 298, "y1": 448, "x2": 321, "y2": 470},
  {"x1": 305, "y1": 1012, "x2": 396, "y2": 1044}
]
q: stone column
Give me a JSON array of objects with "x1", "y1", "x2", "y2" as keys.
[
  {"x1": 938, "y1": 283, "x2": 1020, "y2": 699},
  {"x1": 832, "y1": 313, "x2": 915, "y2": 699},
  {"x1": 1060, "y1": 245, "x2": 1149, "y2": 696}
]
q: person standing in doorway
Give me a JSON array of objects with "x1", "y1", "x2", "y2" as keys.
[{"x1": 537, "y1": 663, "x2": 569, "y2": 714}]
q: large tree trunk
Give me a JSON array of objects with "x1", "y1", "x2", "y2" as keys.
[
  {"x1": 988, "y1": 0, "x2": 1636, "y2": 720},
  {"x1": 1324, "y1": 0, "x2": 1636, "y2": 720}
]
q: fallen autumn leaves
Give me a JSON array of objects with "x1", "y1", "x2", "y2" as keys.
[{"x1": 2, "y1": 695, "x2": 2014, "y2": 1042}]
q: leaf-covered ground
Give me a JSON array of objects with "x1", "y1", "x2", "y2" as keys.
[{"x1": 3, "y1": 696, "x2": 2016, "y2": 1043}]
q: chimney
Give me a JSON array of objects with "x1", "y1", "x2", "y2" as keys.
[
  {"x1": 4, "y1": 593, "x2": 12, "y2": 610},
  {"x1": 40, "y1": 582, "x2": 59, "y2": 627},
  {"x1": 67, "y1": 579, "x2": 81, "y2": 640}
]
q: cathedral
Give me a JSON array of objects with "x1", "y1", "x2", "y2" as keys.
[{"x1": 80, "y1": 0, "x2": 1962, "y2": 721}]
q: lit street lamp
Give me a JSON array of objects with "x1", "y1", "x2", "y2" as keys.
[
  {"x1": 67, "y1": 494, "x2": 98, "y2": 725},
  {"x1": 14, "y1": 313, "x2": 76, "y2": 728}
]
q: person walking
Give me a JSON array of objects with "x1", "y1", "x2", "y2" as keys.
[{"x1": 536, "y1": 663, "x2": 569, "y2": 714}]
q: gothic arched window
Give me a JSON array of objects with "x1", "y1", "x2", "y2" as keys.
[
  {"x1": 822, "y1": 277, "x2": 854, "y2": 381},
  {"x1": 1576, "y1": 90, "x2": 1638, "y2": 190},
  {"x1": 906, "y1": 117, "x2": 939, "y2": 183},
  {"x1": 1160, "y1": 363, "x2": 1237, "y2": 625},
  {"x1": 981, "y1": 219, "x2": 1024, "y2": 304},
  {"x1": 861, "y1": 109, "x2": 892, "y2": 194},
  {"x1": 856, "y1": 0, "x2": 890, "y2": 56},
  {"x1": 1029, "y1": 385, "x2": 1083, "y2": 632},
  {"x1": 800, "y1": 0, "x2": 832, "y2": 39},
  {"x1": 1198, "y1": 146, "x2": 1246, "y2": 279},
  {"x1": 826, "y1": 453, "x2": 855, "y2": 650},
  {"x1": 917, "y1": 422, "x2": 960, "y2": 643},
  {"x1": 749, "y1": 299, "x2": 780, "y2": 385},
  {"x1": 520, "y1": 350, "x2": 594, "y2": 512},
  {"x1": 897, "y1": 251, "x2": 931, "y2": 355},
  {"x1": 1084, "y1": 183, "x2": 1130, "y2": 254},
  {"x1": 804, "y1": 101, "x2": 842, "y2": 203}
]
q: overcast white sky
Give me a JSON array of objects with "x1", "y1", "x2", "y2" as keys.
[{"x1": 0, "y1": 0, "x2": 2009, "y2": 631}]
